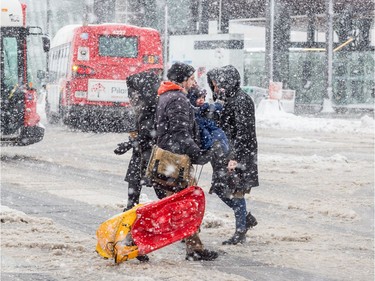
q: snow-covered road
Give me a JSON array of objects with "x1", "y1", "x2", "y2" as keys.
[{"x1": 1, "y1": 113, "x2": 374, "y2": 281}]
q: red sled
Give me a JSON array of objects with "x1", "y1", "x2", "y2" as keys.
[{"x1": 96, "y1": 186, "x2": 205, "y2": 263}]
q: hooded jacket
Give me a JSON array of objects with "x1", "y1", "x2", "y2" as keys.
[
  {"x1": 207, "y1": 65, "x2": 259, "y2": 191},
  {"x1": 155, "y1": 81, "x2": 202, "y2": 162},
  {"x1": 124, "y1": 70, "x2": 160, "y2": 184},
  {"x1": 126, "y1": 71, "x2": 160, "y2": 153}
]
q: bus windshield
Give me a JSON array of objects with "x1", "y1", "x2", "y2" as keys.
[{"x1": 99, "y1": 35, "x2": 138, "y2": 58}]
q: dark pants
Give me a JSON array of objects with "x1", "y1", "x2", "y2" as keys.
[
  {"x1": 165, "y1": 190, "x2": 204, "y2": 254},
  {"x1": 126, "y1": 181, "x2": 166, "y2": 209},
  {"x1": 216, "y1": 192, "x2": 247, "y2": 232},
  {"x1": 125, "y1": 148, "x2": 166, "y2": 210},
  {"x1": 210, "y1": 144, "x2": 248, "y2": 233}
]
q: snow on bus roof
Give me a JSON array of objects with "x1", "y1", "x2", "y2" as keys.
[
  {"x1": 51, "y1": 25, "x2": 80, "y2": 48},
  {"x1": 51, "y1": 23, "x2": 159, "y2": 48}
]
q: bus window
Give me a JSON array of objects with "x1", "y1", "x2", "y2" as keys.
[
  {"x1": 2, "y1": 37, "x2": 19, "y2": 91},
  {"x1": 62, "y1": 45, "x2": 69, "y2": 77},
  {"x1": 49, "y1": 50, "x2": 58, "y2": 83},
  {"x1": 99, "y1": 35, "x2": 138, "y2": 58},
  {"x1": 56, "y1": 49, "x2": 62, "y2": 78},
  {"x1": 65, "y1": 45, "x2": 71, "y2": 76},
  {"x1": 59, "y1": 47, "x2": 66, "y2": 78}
]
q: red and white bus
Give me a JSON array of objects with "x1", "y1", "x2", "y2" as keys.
[
  {"x1": 46, "y1": 24, "x2": 163, "y2": 131},
  {"x1": 1, "y1": 0, "x2": 49, "y2": 146}
]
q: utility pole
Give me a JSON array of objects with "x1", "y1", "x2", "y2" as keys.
[
  {"x1": 83, "y1": 2, "x2": 89, "y2": 25},
  {"x1": 83, "y1": 0, "x2": 93, "y2": 25},
  {"x1": 322, "y1": 0, "x2": 334, "y2": 112},
  {"x1": 46, "y1": 0, "x2": 51, "y2": 72},
  {"x1": 218, "y1": 0, "x2": 222, "y2": 33},
  {"x1": 46, "y1": 0, "x2": 51, "y2": 35},
  {"x1": 197, "y1": 0, "x2": 202, "y2": 33},
  {"x1": 163, "y1": 4, "x2": 168, "y2": 80},
  {"x1": 125, "y1": 0, "x2": 128, "y2": 24},
  {"x1": 269, "y1": 0, "x2": 275, "y2": 83}
]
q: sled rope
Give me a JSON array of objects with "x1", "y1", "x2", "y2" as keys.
[{"x1": 194, "y1": 164, "x2": 204, "y2": 184}]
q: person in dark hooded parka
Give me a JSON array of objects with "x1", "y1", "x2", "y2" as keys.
[
  {"x1": 114, "y1": 70, "x2": 166, "y2": 211},
  {"x1": 207, "y1": 65, "x2": 259, "y2": 245}
]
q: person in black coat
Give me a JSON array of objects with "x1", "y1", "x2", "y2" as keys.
[
  {"x1": 114, "y1": 70, "x2": 166, "y2": 211},
  {"x1": 207, "y1": 65, "x2": 259, "y2": 245},
  {"x1": 156, "y1": 68, "x2": 204, "y2": 163},
  {"x1": 155, "y1": 62, "x2": 218, "y2": 261}
]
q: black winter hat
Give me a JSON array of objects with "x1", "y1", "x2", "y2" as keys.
[{"x1": 167, "y1": 62, "x2": 195, "y2": 83}]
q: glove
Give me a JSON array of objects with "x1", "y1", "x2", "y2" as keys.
[
  {"x1": 129, "y1": 131, "x2": 138, "y2": 140},
  {"x1": 114, "y1": 141, "x2": 133, "y2": 155}
]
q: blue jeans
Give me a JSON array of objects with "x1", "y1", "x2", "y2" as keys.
[{"x1": 217, "y1": 193, "x2": 247, "y2": 233}]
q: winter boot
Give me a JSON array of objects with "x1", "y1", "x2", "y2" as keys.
[
  {"x1": 136, "y1": 255, "x2": 149, "y2": 262},
  {"x1": 246, "y1": 212, "x2": 258, "y2": 230},
  {"x1": 185, "y1": 249, "x2": 219, "y2": 261},
  {"x1": 222, "y1": 231, "x2": 247, "y2": 245}
]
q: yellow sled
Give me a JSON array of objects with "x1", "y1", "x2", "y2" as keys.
[
  {"x1": 96, "y1": 186, "x2": 205, "y2": 264},
  {"x1": 96, "y1": 204, "x2": 142, "y2": 262}
]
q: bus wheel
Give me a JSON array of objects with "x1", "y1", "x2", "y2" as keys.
[
  {"x1": 61, "y1": 106, "x2": 72, "y2": 126},
  {"x1": 68, "y1": 110, "x2": 80, "y2": 128}
]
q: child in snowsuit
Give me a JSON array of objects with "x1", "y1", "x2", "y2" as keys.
[{"x1": 187, "y1": 86, "x2": 229, "y2": 156}]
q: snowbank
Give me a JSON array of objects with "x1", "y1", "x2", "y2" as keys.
[{"x1": 256, "y1": 100, "x2": 374, "y2": 134}]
